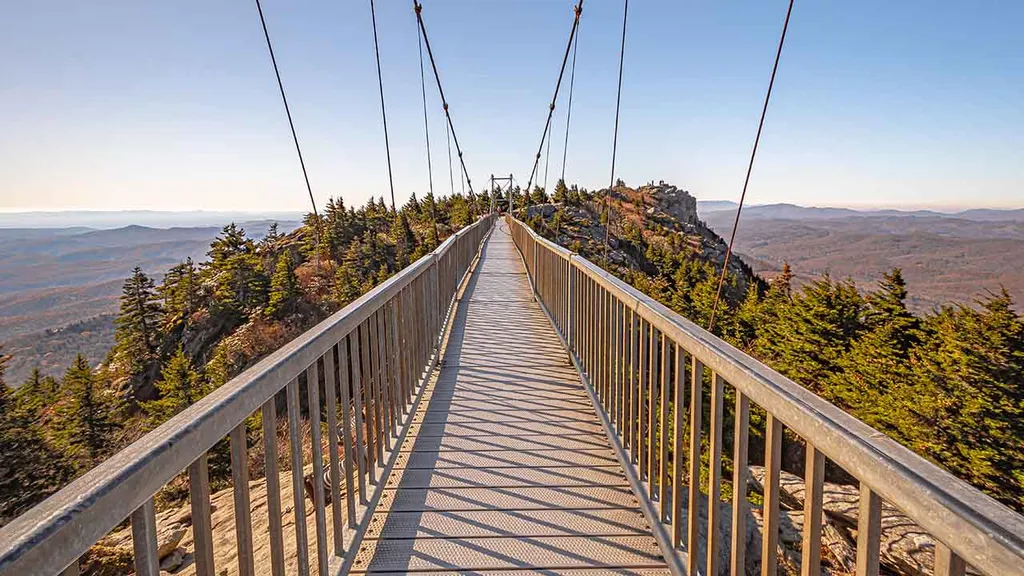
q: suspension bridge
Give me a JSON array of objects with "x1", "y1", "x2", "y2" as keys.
[{"x1": 1, "y1": 1, "x2": 1023, "y2": 575}]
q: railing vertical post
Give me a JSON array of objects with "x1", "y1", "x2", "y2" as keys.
[
  {"x1": 856, "y1": 483, "x2": 882, "y2": 576},
  {"x1": 672, "y1": 343, "x2": 685, "y2": 549},
  {"x1": 566, "y1": 258, "x2": 575, "y2": 350},
  {"x1": 731, "y1": 391, "x2": 750, "y2": 576},
  {"x1": 707, "y1": 372, "x2": 725, "y2": 576},
  {"x1": 762, "y1": 414, "x2": 783, "y2": 576},
  {"x1": 687, "y1": 357, "x2": 704, "y2": 576},
  {"x1": 648, "y1": 326, "x2": 659, "y2": 500},
  {"x1": 130, "y1": 499, "x2": 160, "y2": 576},
  {"x1": 230, "y1": 423, "x2": 254, "y2": 576},
  {"x1": 338, "y1": 338, "x2": 358, "y2": 525},
  {"x1": 360, "y1": 322, "x2": 377, "y2": 484},
  {"x1": 306, "y1": 362, "x2": 329, "y2": 576},
  {"x1": 188, "y1": 453, "x2": 217, "y2": 576},
  {"x1": 323, "y1": 346, "x2": 344, "y2": 556},
  {"x1": 638, "y1": 319, "x2": 648, "y2": 476},
  {"x1": 658, "y1": 336, "x2": 670, "y2": 519},
  {"x1": 934, "y1": 543, "x2": 967, "y2": 576},
  {"x1": 350, "y1": 334, "x2": 368, "y2": 504},
  {"x1": 802, "y1": 445, "x2": 825, "y2": 576},
  {"x1": 630, "y1": 310, "x2": 639, "y2": 463},
  {"x1": 532, "y1": 234, "x2": 538, "y2": 286}
]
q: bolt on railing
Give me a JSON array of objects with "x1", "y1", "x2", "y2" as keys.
[
  {"x1": 0, "y1": 215, "x2": 493, "y2": 576},
  {"x1": 507, "y1": 215, "x2": 1024, "y2": 576}
]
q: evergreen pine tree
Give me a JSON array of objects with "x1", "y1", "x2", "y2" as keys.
[
  {"x1": 422, "y1": 192, "x2": 440, "y2": 248},
  {"x1": 205, "y1": 224, "x2": 267, "y2": 316},
  {"x1": 117, "y1": 267, "x2": 162, "y2": 351},
  {"x1": 729, "y1": 284, "x2": 763, "y2": 351},
  {"x1": 113, "y1": 267, "x2": 163, "y2": 377},
  {"x1": 264, "y1": 221, "x2": 281, "y2": 243},
  {"x1": 266, "y1": 252, "x2": 299, "y2": 318},
  {"x1": 755, "y1": 274, "x2": 864, "y2": 394},
  {"x1": 531, "y1": 185, "x2": 548, "y2": 205},
  {"x1": 0, "y1": 349, "x2": 73, "y2": 524},
  {"x1": 391, "y1": 212, "x2": 416, "y2": 269},
  {"x1": 142, "y1": 346, "x2": 208, "y2": 424},
  {"x1": 15, "y1": 367, "x2": 60, "y2": 422},
  {"x1": 56, "y1": 355, "x2": 118, "y2": 468},
  {"x1": 160, "y1": 258, "x2": 199, "y2": 322},
  {"x1": 450, "y1": 195, "x2": 471, "y2": 229},
  {"x1": 913, "y1": 290, "x2": 1024, "y2": 508},
  {"x1": 829, "y1": 269, "x2": 925, "y2": 444},
  {"x1": 553, "y1": 179, "x2": 569, "y2": 203}
]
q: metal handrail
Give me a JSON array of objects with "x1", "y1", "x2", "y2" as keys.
[
  {"x1": 506, "y1": 215, "x2": 1024, "y2": 576},
  {"x1": 0, "y1": 214, "x2": 494, "y2": 576}
]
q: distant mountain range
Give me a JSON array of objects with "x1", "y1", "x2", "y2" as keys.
[
  {"x1": 0, "y1": 220, "x2": 300, "y2": 384},
  {"x1": 699, "y1": 204, "x2": 1024, "y2": 314},
  {"x1": 0, "y1": 210, "x2": 306, "y2": 229},
  {"x1": 696, "y1": 201, "x2": 1024, "y2": 222}
]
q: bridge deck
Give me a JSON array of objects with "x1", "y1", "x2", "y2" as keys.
[{"x1": 351, "y1": 225, "x2": 668, "y2": 574}]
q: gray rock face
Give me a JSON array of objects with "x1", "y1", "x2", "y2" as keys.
[
  {"x1": 746, "y1": 466, "x2": 977, "y2": 576},
  {"x1": 644, "y1": 184, "x2": 699, "y2": 225}
]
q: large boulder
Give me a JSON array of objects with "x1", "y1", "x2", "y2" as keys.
[
  {"x1": 747, "y1": 466, "x2": 974, "y2": 576},
  {"x1": 645, "y1": 184, "x2": 698, "y2": 225}
]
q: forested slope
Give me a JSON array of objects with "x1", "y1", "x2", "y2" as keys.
[{"x1": 524, "y1": 180, "x2": 1024, "y2": 514}]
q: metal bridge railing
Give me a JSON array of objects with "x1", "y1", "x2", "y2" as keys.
[
  {"x1": 507, "y1": 215, "x2": 1024, "y2": 576},
  {"x1": 0, "y1": 214, "x2": 493, "y2": 576}
]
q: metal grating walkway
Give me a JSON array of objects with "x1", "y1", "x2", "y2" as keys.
[{"x1": 352, "y1": 224, "x2": 668, "y2": 574}]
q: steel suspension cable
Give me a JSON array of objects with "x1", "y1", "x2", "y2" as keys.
[
  {"x1": 707, "y1": 0, "x2": 795, "y2": 332},
  {"x1": 414, "y1": 6, "x2": 440, "y2": 244},
  {"x1": 413, "y1": 0, "x2": 475, "y2": 196},
  {"x1": 524, "y1": 0, "x2": 584, "y2": 208},
  {"x1": 446, "y1": 115, "x2": 455, "y2": 197},
  {"x1": 416, "y1": 12, "x2": 435, "y2": 202},
  {"x1": 254, "y1": 0, "x2": 323, "y2": 267},
  {"x1": 560, "y1": 21, "x2": 581, "y2": 185},
  {"x1": 542, "y1": 113, "x2": 554, "y2": 197},
  {"x1": 603, "y1": 0, "x2": 628, "y2": 263},
  {"x1": 369, "y1": 0, "x2": 397, "y2": 213}
]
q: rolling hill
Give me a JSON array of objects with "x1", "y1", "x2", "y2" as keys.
[{"x1": 0, "y1": 220, "x2": 298, "y2": 385}]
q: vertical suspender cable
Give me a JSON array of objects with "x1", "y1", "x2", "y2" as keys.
[
  {"x1": 369, "y1": 0, "x2": 397, "y2": 213},
  {"x1": 254, "y1": 0, "x2": 323, "y2": 269},
  {"x1": 560, "y1": 17, "x2": 581, "y2": 184},
  {"x1": 524, "y1": 0, "x2": 584, "y2": 209},
  {"x1": 707, "y1": 0, "x2": 794, "y2": 332},
  {"x1": 446, "y1": 117, "x2": 455, "y2": 198},
  {"x1": 416, "y1": 11, "x2": 435, "y2": 202},
  {"x1": 603, "y1": 0, "x2": 628, "y2": 263},
  {"x1": 542, "y1": 115, "x2": 553, "y2": 198},
  {"x1": 412, "y1": 2, "x2": 476, "y2": 211},
  {"x1": 415, "y1": 5, "x2": 438, "y2": 244}
]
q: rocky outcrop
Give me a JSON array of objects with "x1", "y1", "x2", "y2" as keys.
[
  {"x1": 747, "y1": 466, "x2": 976, "y2": 576},
  {"x1": 643, "y1": 183, "x2": 699, "y2": 225},
  {"x1": 523, "y1": 182, "x2": 762, "y2": 303},
  {"x1": 83, "y1": 466, "x2": 340, "y2": 576}
]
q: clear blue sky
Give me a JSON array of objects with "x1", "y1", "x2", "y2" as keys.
[{"x1": 1, "y1": 1, "x2": 1021, "y2": 212}]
